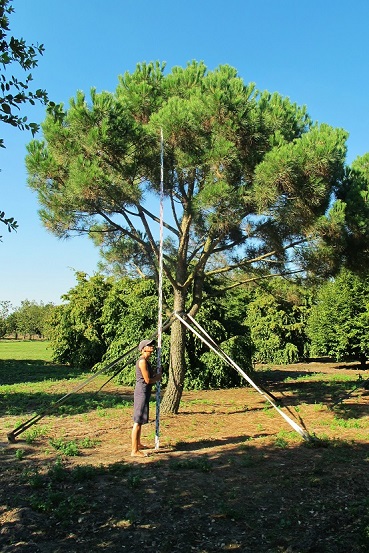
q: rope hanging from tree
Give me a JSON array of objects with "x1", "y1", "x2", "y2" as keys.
[{"x1": 155, "y1": 128, "x2": 165, "y2": 450}]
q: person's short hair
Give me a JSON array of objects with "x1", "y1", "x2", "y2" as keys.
[{"x1": 138, "y1": 339, "x2": 156, "y2": 351}]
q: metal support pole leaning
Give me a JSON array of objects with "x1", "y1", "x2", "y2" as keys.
[
  {"x1": 174, "y1": 311, "x2": 312, "y2": 442},
  {"x1": 7, "y1": 345, "x2": 139, "y2": 442},
  {"x1": 155, "y1": 128, "x2": 165, "y2": 450},
  {"x1": 7, "y1": 314, "x2": 177, "y2": 444}
]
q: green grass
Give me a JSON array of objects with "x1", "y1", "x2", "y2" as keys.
[
  {"x1": 0, "y1": 340, "x2": 91, "y2": 387},
  {"x1": 182, "y1": 398, "x2": 215, "y2": 406},
  {"x1": 24, "y1": 425, "x2": 50, "y2": 444},
  {"x1": 0, "y1": 340, "x2": 53, "y2": 361},
  {"x1": 47, "y1": 436, "x2": 101, "y2": 457},
  {"x1": 331, "y1": 416, "x2": 365, "y2": 429},
  {"x1": 25, "y1": 458, "x2": 91, "y2": 522},
  {"x1": 0, "y1": 387, "x2": 132, "y2": 418},
  {"x1": 0, "y1": 340, "x2": 132, "y2": 418},
  {"x1": 284, "y1": 372, "x2": 354, "y2": 383}
]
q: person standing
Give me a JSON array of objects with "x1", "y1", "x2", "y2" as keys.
[{"x1": 131, "y1": 339, "x2": 162, "y2": 457}]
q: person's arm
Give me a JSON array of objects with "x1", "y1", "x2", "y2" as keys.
[{"x1": 138, "y1": 358, "x2": 162, "y2": 384}]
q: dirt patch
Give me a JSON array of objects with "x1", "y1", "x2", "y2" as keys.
[{"x1": 1, "y1": 361, "x2": 369, "y2": 552}]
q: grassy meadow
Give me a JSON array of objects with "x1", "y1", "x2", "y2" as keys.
[{"x1": 0, "y1": 340, "x2": 53, "y2": 361}]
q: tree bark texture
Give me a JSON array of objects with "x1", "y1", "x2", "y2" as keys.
[{"x1": 160, "y1": 289, "x2": 187, "y2": 414}]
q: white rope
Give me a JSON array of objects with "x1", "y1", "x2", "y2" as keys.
[
  {"x1": 155, "y1": 128, "x2": 164, "y2": 450},
  {"x1": 174, "y1": 311, "x2": 311, "y2": 442}
]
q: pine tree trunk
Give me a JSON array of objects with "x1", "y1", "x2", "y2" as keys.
[{"x1": 161, "y1": 289, "x2": 187, "y2": 414}]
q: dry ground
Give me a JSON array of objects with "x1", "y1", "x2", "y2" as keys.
[{"x1": 1, "y1": 360, "x2": 369, "y2": 552}]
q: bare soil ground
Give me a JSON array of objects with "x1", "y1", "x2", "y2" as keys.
[{"x1": 1, "y1": 360, "x2": 369, "y2": 552}]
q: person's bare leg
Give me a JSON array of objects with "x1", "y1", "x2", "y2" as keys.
[
  {"x1": 132, "y1": 423, "x2": 146, "y2": 457},
  {"x1": 138, "y1": 424, "x2": 148, "y2": 449},
  {"x1": 137, "y1": 425, "x2": 149, "y2": 449}
]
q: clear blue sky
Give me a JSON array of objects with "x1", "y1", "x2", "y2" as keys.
[{"x1": 2, "y1": 0, "x2": 369, "y2": 308}]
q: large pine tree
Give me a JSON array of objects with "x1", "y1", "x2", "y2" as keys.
[{"x1": 26, "y1": 61, "x2": 348, "y2": 413}]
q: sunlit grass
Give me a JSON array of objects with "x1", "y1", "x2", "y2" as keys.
[
  {"x1": 0, "y1": 340, "x2": 53, "y2": 361},
  {"x1": 285, "y1": 373, "x2": 355, "y2": 383},
  {"x1": 0, "y1": 341, "x2": 132, "y2": 419},
  {"x1": 330, "y1": 417, "x2": 366, "y2": 429}
]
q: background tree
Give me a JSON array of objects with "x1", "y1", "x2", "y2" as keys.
[
  {"x1": 298, "y1": 152, "x2": 369, "y2": 279},
  {"x1": 182, "y1": 280, "x2": 253, "y2": 389},
  {"x1": 97, "y1": 276, "x2": 165, "y2": 384},
  {"x1": 335, "y1": 154, "x2": 369, "y2": 274},
  {"x1": 13, "y1": 299, "x2": 54, "y2": 339},
  {"x1": 306, "y1": 268, "x2": 369, "y2": 367},
  {"x1": 49, "y1": 272, "x2": 252, "y2": 389},
  {"x1": 5, "y1": 308, "x2": 17, "y2": 337},
  {"x1": 0, "y1": 0, "x2": 49, "y2": 238},
  {"x1": 47, "y1": 272, "x2": 111, "y2": 368},
  {"x1": 0, "y1": 299, "x2": 11, "y2": 336},
  {"x1": 244, "y1": 277, "x2": 311, "y2": 364},
  {"x1": 26, "y1": 61, "x2": 348, "y2": 413}
]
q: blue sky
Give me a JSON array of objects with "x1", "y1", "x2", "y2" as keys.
[{"x1": 2, "y1": 0, "x2": 369, "y2": 308}]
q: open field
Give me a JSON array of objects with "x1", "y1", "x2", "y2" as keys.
[
  {"x1": 0, "y1": 340, "x2": 53, "y2": 361},
  {"x1": 1, "y1": 341, "x2": 369, "y2": 552}
]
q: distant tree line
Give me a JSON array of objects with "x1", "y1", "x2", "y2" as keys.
[
  {"x1": 0, "y1": 299, "x2": 54, "y2": 339},
  {"x1": 2, "y1": 268, "x2": 368, "y2": 387}
]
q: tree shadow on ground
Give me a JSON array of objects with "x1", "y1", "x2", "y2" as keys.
[
  {"x1": 173, "y1": 434, "x2": 253, "y2": 451},
  {"x1": 256, "y1": 372, "x2": 368, "y2": 414},
  {"x1": 0, "y1": 359, "x2": 86, "y2": 385},
  {"x1": 0, "y1": 389, "x2": 134, "y2": 417},
  {"x1": 201, "y1": 371, "x2": 368, "y2": 427},
  {"x1": 1, "y1": 437, "x2": 368, "y2": 553}
]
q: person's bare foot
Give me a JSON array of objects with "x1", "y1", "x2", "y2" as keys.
[{"x1": 131, "y1": 450, "x2": 147, "y2": 457}]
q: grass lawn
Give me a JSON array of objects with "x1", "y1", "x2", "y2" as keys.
[
  {"x1": 0, "y1": 339, "x2": 53, "y2": 361},
  {"x1": 1, "y1": 342, "x2": 369, "y2": 552},
  {"x1": 0, "y1": 340, "x2": 86, "y2": 385}
]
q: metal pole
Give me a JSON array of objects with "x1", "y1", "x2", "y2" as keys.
[
  {"x1": 155, "y1": 128, "x2": 164, "y2": 450},
  {"x1": 174, "y1": 311, "x2": 311, "y2": 442}
]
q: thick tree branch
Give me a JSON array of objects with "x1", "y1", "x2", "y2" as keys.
[
  {"x1": 139, "y1": 205, "x2": 180, "y2": 237},
  {"x1": 170, "y1": 189, "x2": 181, "y2": 234},
  {"x1": 210, "y1": 269, "x2": 304, "y2": 295},
  {"x1": 97, "y1": 209, "x2": 148, "y2": 247},
  {"x1": 137, "y1": 205, "x2": 177, "y2": 288},
  {"x1": 205, "y1": 238, "x2": 308, "y2": 278}
]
